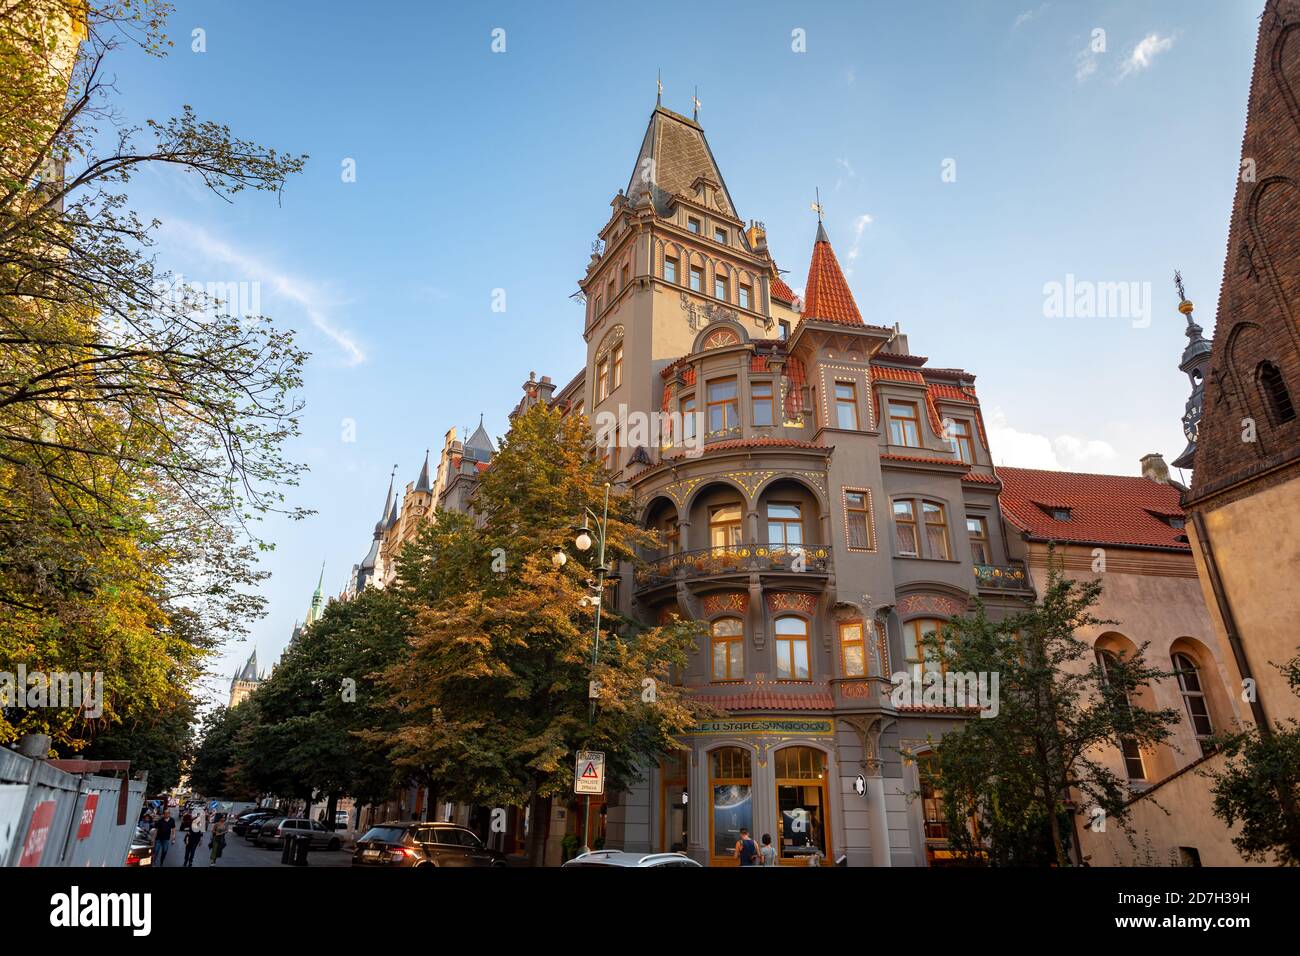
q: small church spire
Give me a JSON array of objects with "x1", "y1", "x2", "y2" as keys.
[
  {"x1": 656, "y1": 69, "x2": 662, "y2": 107},
  {"x1": 1170, "y1": 270, "x2": 1213, "y2": 471},
  {"x1": 692, "y1": 85, "x2": 701, "y2": 121}
]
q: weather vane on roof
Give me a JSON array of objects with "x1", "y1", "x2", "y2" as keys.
[
  {"x1": 692, "y1": 86, "x2": 701, "y2": 120},
  {"x1": 810, "y1": 187, "x2": 824, "y2": 222},
  {"x1": 657, "y1": 69, "x2": 662, "y2": 107},
  {"x1": 1173, "y1": 269, "x2": 1187, "y2": 303}
]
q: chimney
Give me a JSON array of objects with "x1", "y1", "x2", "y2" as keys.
[
  {"x1": 1140, "y1": 453, "x2": 1170, "y2": 483},
  {"x1": 536, "y1": 374, "x2": 556, "y2": 404}
]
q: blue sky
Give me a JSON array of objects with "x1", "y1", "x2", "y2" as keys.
[{"x1": 106, "y1": 1, "x2": 1263, "y2": 704}]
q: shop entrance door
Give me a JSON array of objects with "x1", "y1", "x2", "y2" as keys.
[{"x1": 774, "y1": 746, "x2": 830, "y2": 864}]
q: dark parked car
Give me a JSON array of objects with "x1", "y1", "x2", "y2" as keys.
[
  {"x1": 255, "y1": 817, "x2": 342, "y2": 850},
  {"x1": 351, "y1": 822, "x2": 507, "y2": 867},
  {"x1": 125, "y1": 835, "x2": 153, "y2": 867},
  {"x1": 232, "y1": 810, "x2": 277, "y2": 836}
]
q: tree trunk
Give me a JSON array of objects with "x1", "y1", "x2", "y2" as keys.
[
  {"x1": 525, "y1": 775, "x2": 550, "y2": 867},
  {"x1": 325, "y1": 792, "x2": 338, "y2": 828}
]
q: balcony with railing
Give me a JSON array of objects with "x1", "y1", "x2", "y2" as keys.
[
  {"x1": 635, "y1": 544, "x2": 832, "y2": 590},
  {"x1": 971, "y1": 561, "x2": 1031, "y2": 592}
]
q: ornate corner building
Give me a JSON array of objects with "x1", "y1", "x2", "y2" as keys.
[{"x1": 540, "y1": 103, "x2": 1037, "y2": 866}]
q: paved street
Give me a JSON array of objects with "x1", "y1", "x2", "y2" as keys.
[{"x1": 150, "y1": 829, "x2": 353, "y2": 869}]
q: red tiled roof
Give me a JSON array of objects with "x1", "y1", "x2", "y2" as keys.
[
  {"x1": 872, "y1": 366, "x2": 925, "y2": 385},
  {"x1": 686, "y1": 438, "x2": 828, "y2": 454},
  {"x1": 962, "y1": 470, "x2": 999, "y2": 485},
  {"x1": 770, "y1": 272, "x2": 796, "y2": 303},
  {"x1": 801, "y1": 231, "x2": 863, "y2": 325},
  {"x1": 705, "y1": 689, "x2": 835, "y2": 712},
  {"x1": 997, "y1": 467, "x2": 1191, "y2": 552}
]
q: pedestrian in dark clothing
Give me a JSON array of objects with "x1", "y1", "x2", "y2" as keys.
[
  {"x1": 208, "y1": 814, "x2": 227, "y2": 865},
  {"x1": 734, "y1": 827, "x2": 759, "y2": 867},
  {"x1": 182, "y1": 808, "x2": 205, "y2": 866},
  {"x1": 153, "y1": 814, "x2": 176, "y2": 866}
]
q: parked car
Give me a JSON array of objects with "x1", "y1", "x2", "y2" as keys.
[
  {"x1": 125, "y1": 836, "x2": 153, "y2": 867},
  {"x1": 232, "y1": 810, "x2": 277, "y2": 836},
  {"x1": 562, "y1": 850, "x2": 701, "y2": 867},
  {"x1": 334, "y1": 810, "x2": 350, "y2": 829},
  {"x1": 351, "y1": 822, "x2": 508, "y2": 867},
  {"x1": 255, "y1": 817, "x2": 342, "y2": 851}
]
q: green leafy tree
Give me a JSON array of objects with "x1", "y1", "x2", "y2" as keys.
[
  {"x1": 1208, "y1": 653, "x2": 1300, "y2": 865},
  {"x1": 0, "y1": 2, "x2": 308, "y2": 750},
  {"x1": 241, "y1": 587, "x2": 409, "y2": 819},
  {"x1": 82, "y1": 694, "x2": 196, "y2": 793},
  {"x1": 915, "y1": 561, "x2": 1180, "y2": 866},
  {"x1": 377, "y1": 403, "x2": 709, "y2": 866},
  {"x1": 190, "y1": 701, "x2": 260, "y2": 801}
]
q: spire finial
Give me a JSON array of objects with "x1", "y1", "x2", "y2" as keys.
[
  {"x1": 657, "y1": 69, "x2": 662, "y2": 107},
  {"x1": 811, "y1": 187, "x2": 824, "y2": 223},
  {"x1": 692, "y1": 86, "x2": 701, "y2": 120}
]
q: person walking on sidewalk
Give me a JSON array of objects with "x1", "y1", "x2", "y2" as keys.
[
  {"x1": 183, "y1": 807, "x2": 206, "y2": 867},
  {"x1": 208, "y1": 813, "x2": 227, "y2": 866},
  {"x1": 152, "y1": 812, "x2": 176, "y2": 866}
]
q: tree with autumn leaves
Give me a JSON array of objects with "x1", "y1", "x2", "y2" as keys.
[
  {"x1": 375, "y1": 402, "x2": 709, "y2": 865},
  {"x1": 1, "y1": 1, "x2": 308, "y2": 756}
]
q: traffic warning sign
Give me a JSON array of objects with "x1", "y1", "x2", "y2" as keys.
[{"x1": 574, "y1": 750, "x2": 605, "y2": 795}]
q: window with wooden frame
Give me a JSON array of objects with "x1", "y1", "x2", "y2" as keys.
[
  {"x1": 706, "y1": 377, "x2": 739, "y2": 433},
  {"x1": 888, "y1": 400, "x2": 921, "y2": 447},
  {"x1": 774, "y1": 615, "x2": 811, "y2": 680},
  {"x1": 839, "y1": 621, "x2": 866, "y2": 678},
  {"x1": 904, "y1": 618, "x2": 946, "y2": 682},
  {"x1": 664, "y1": 254, "x2": 679, "y2": 284},
  {"x1": 893, "y1": 499, "x2": 919, "y2": 556},
  {"x1": 948, "y1": 419, "x2": 974, "y2": 464},
  {"x1": 689, "y1": 265, "x2": 704, "y2": 292},
  {"x1": 916, "y1": 753, "x2": 950, "y2": 840},
  {"x1": 612, "y1": 344, "x2": 623, "y2": 390},
  {"x1": 663, "y1": 518, "x2": 680, "y2": 555},
  {"x1": 966, "y1": 516, "x2": 989, "y2": 565},
  {"x1": 711, "y1": 617, "x2": 744, "y2": 681},
  {"x1": 834, "y1": 381, "x2": 859, "y2": 430},
  {"x1": 709, "y1": 503, "x2": 744, "y2": 548},
  {"x1": 681, "y1": 396, "x2": 697, "y2": 443},
  {"x1": 844, "y1": 490, "x2": 875, "y2": 551},
  {"x1": 1095, "y1": 649, "x2": 1147, "y2": 780},
  {"x1": 688, "y1": 217, "x2": 701, "y2": 235},
  {"x1": 596, "y1": 358, "x2": 610, "y2": 402},
  {"x1": 738, "y1": 282, "x2": 752, "y2": 310},
  {"x1": 923, "y1": 501, "x2": 950, "y2": 560},
  {"x1": 606, "y1": 278, "x2": 615, "y2": 305},
  {"x1": 621, "y1": 264, "x2": 630, "y2": 289},
  {"x1": 714, "y1": 273, "x2": 729, "y2": 302},
  {"x1": 779, "y1": 320, "x2": 791, "y2": 341},
  {"x1": 1172, "y1": 653, "x2": 1215, "y2": 757},
  {"x1": 714, "y1": 226, "x2": 727, "y2": 244},
  {"x1": 766, "y1": 502, "x2": 803, "y2": 549},
  {"x1": 594, "y1": 295, "x2": 602, "y2": 316},
  {"x1": 751, "y1": 380, "x2": 775, "y2": 427}
]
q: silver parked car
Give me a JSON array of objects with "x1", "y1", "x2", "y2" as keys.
[
  {"x1": 255, "y1": 817, "x2": 342, "y2": 851},
  {"x1": 562, "y1": 850, "x2": 701, "y2": 867}
]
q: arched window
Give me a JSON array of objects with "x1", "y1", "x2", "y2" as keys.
[
  {"x1": 1258, "y1": 361, "x2": 1296, "y2": 424},
  {"x1": 774, "y1": 615, "x2": 811, "y2": 680},
  {"x1": 711, "y1": 617, "x2": 744, "y2": 681},
  {"x1": 710, "y1": 747, "x2": 752, "y2": 861},
  {"x1": 1095, "y1": 648, "x2": 1146, "y2": 780},
  {"x1": 1172, "y1": 653, "x2": 1215, "y2": 756}
]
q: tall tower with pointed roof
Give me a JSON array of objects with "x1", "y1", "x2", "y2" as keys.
[{"x1": 228, "y1": 649, "x2": 261, "y2": 708}]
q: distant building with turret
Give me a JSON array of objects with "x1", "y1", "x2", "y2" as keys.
[{"x1": 228, "y1": 650, "x2": 262, "y2": 708}]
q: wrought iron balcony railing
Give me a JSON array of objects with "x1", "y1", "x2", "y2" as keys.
[
  {"x1": 972, "y1": 562, "x2": 1030, "y2": 591},
  {"x1": 635, "y1": 544, "x2": 831, "y2": 588}
]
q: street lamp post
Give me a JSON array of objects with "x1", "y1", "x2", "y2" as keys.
[{"x1": 571, "y1": 482, "x2": 611, "y2": 855}]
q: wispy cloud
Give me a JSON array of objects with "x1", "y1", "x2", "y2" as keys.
[
  {"x1": 1075, "y1": 44, "x2": 1101, "y2": 83},
  {"x1": 986, "y1": 407, "x2": 1118, "y2": 471},
  {"x1": 164, "y1": 219, "x2": 366, "y2": 366},
  {"x1": 1120, "y1": 33, "x2": 1174, "y2": 79},
  {"x1": 843, "y1": 213, "x2": 874, "y2": 277},
  {"x1": 1013, "y1": 3, "x2": 1049, "y2": 30}
]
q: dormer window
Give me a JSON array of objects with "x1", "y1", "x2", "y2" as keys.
[
  {"x1": 688, "y1": 217, "x2": 701, "y2": 235},
  {"x1": 1038, "y1": 504, "x2": 1072, "y2": 521}
]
